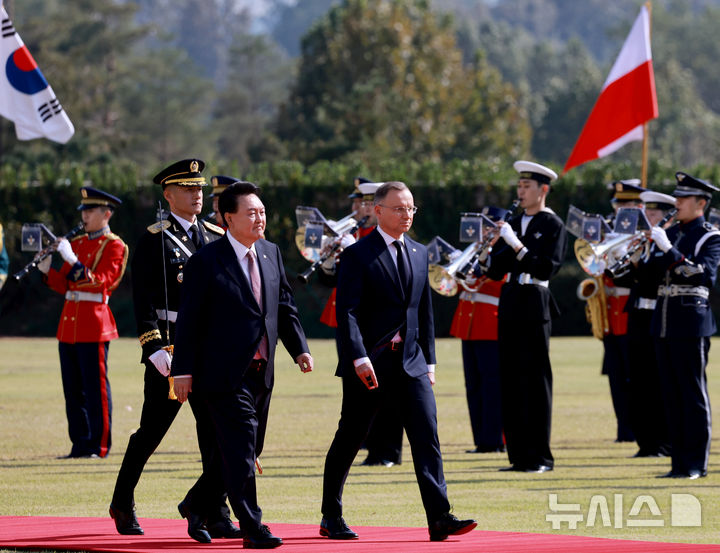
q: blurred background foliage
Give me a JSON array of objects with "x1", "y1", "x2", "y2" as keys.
[{"x1": 2, "y1": 0, "x2": 720, "y2": 337}]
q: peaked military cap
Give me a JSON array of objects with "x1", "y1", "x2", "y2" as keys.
[
  {"x1": 348, "y1": 176, "x2": 373, "y2": 199},
  {"x1": 153, "y1": 158, "x2": 207, "y2": 188},
  {"x1": 513, "y1": 160, "x2": 558, "y2": 185},
  {"x1": 481, "y1": 205, "x2": 509, "y2": 222},
  {"x1": 357, "y1": 181, "x2": 383, "y2": 200},
  {"x1": 609, "y1": 179, "x2": 644, "y2": 202},
  {"x1": 77, "y1": 186, "x2": 122, "y2": 211},
  {"x1": 639, "y1": 190, "x2": 676, "y2": 211},
  {"x1": 673, "y1": 172, "x2": 719, "y2": 199},
  {"x1": 210, "y1": 175, "x2": 241, "y2": 197}
]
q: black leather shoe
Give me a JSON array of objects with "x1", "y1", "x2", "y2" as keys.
[
  {"x1": 206, "y1": 517, "x2": 244, "y2": 538},
  {"x1": 524, "y1": 464, "x2": 553, "y2": 473},
  {"x1": 243, "y1": 524, "x2": 282, "y2": 549},
  {"x1": 428, "y1": 512, "x2": 477, "y2": 541},
  {"x1": 109, "y1": 504, "x2": 144, "y2": 535},
  {"x1": 178, "y1": 500, "x2": 211, "y2": 543},
  {"x1": 498, "y1": 465, "x2": 522, "y2": 472},
  {"x1": 657, "y1": 470, "x2": 687, "y2": 478},
  {"x1": 319, "y1": 516, "x2": 358, "y2": 539}
]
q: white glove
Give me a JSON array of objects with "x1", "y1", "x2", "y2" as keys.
[
  {"x1": 339, "y1": 234, "x2": 356, "y2": 249},
  {"x1": 149, "y1": 349, "x2": 172, "y2": 377},
  {"x1": 499, "y1": 224, "x2": 523, "y2": 251},
  {"x1": 37, "y1": 255, "x2": 52, "y2": 274},
  {"x1": 651, "y1": 226, "x2": 672, "y2": 253},
  {"x1": 56, "y1": 238, "x2": 79, "y2": 265},
  {"x1": 321, "y1": 254, "x2": 337, "y2": 274}
]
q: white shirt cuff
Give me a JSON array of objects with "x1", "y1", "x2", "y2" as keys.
[
  {"x1": 353, "y1": 357, "x2": 370, "y2": 368},
  {"x1": 427, "y1": 365, "x2": 435, "y2": 373},
  {"x1": 173, "y1": 374, "x2": 191, "y2": 379}
]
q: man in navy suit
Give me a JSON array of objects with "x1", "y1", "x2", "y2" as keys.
[
  {"x1": 320, "y1": 181, "x2": 476, "y2": 542},
  {"x1": 171, "y1": 181, "x2": 313, "y2": 549}
]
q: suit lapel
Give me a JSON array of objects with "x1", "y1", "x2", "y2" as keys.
[
  {"x1": 218, "y1": 236, "x2": 262, "y2": 315},
  {"x1": 254, "y1": 240, "x2": 274, "y2": 314},
  {"x1": 405, "y1": 237, "x2": 423, "y2": 300},
  {"x1": 371, "y1": 230, "x2": 405, "y2": 298}
]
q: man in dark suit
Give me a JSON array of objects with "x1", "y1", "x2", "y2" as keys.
[
  {"x1": 642, "y1": 172, "x2": 720, "y2": 479},
  {"x1": 171, "y1": 181, "x2": 313, "y2": 549},
  {"x1": 486, "y1": 161, "x2": 567, "y2": 474},
  {"x1": 109, "y1": 159, "x2": 235, "y2": 542},
  {"x1": 320, "y1": 181, "x2": 476, "y2": 542}
]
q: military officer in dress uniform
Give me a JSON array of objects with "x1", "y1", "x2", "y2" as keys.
[
  {"x1": 39, "y1": 187, "x2": 128, "y2": 459},
  {"x1": 109, "y1": 160, "x2": 240, "y2": 541},
  {"x1": 602, "y1": 180, "x2": 645, "y2": 443},
  {"x1": 642, "y1": 173, "x2": 720, "y2": 479},
  {"x1": 450, "y1": 206, "x2": 506, "y2": 454},
  {"x1": 203, "y1": 175, "x2": 238, "y2": 229},
  {"x1": 625, "y1": 190, "x2": 675, "y2": 458},
  {"x1": 485, "y1": 161, "x2": 567, "y2": 473}
]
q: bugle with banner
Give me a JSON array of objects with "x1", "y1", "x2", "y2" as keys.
[{"x1": 13, "y1": 222, "x2": 84, "y2": 280}]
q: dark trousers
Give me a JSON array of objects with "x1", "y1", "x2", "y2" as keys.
[
  {"x1": 498, "y1": 318, "x2": 553, "y2": 468},
  {"x1": 363, "y1": 403, "x2": 404, "y2": 465},
  {"x1": 201, "y1": 366, "x2": 272, "y2": 532},
  {"x1": 321, "y1": 350, "x2": 450, "y2": 524},
  {"x1": 627, "y1": 312, "x2": 670, "y2": 455},
  {"x1": 461, "y1": 339, "x2": 503, "y2": 449},
  {"x1": 58, "y1": 341, "x2": 112, "y2": 457},
  {"x1": 112, "y1": 362, "x2": 228, "y2": 522},
  {"x1": 655, "y1": 336, "x2": 712, "y2": 474},
  {"x1": 602, "y1": 334, "x2": 635, "y2": 442}
]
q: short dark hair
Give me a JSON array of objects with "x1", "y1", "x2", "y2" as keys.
[
  {"x1": 373, "y1": 181, "x2": 408, "y2": 205},
  {"x1": 218, "y1": 181, "x2": 260, "y2": 226}
]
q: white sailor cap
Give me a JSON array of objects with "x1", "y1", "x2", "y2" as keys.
[
  {"x1": 357, "y1": 181, "x2": 383, "y2": 198},
  {"x1": 639, "y1": 190, "x2": 676, "y2": 210},
  {"x1": 513, "y1": 160, "x2": 558, "y2": 185}
]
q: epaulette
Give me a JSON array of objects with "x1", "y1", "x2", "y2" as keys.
[
  {"x1": 202, "y1": 220, "x2": 225, "y2": 235},
  {"x1": 147, "y1": 220, "x2": 171, "y2": 234},
  {"x1": 703, "y1": 222, "x2": 715, "y2": 232},
  {"x1": 105, "y1": 232, "x2": 122, "y2": 241}
]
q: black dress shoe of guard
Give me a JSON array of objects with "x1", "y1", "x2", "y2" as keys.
[
  {"x1": 319, "y1": 516, "x2": 358, "y2": 539},
  {"x1": 109, "y1": 504, "x2": 144, "y2": 535},
  {"x1": 207, "y1": 517, "x2": 245, "y2": 538},
  {"x1": 178, "y1": 500, "x2": 211, "y2": 543},
  {"x1": 467, "y1": 445, "x2": 506, "y2": 453},
  {"x1": 657, "y1": 470, "x2": 686, "y2": 478},
  {"x1": 242, "y1": 524, "x2": 282, "y2": 549},
  {"x1": 498, "y1": 465, "x2": 523, "y2": 472},
  {"x1": 524, "y1": 464, "x2": 553, "y2": 473},
  {"x1": 428, "y1": 512, "x2": 477, "y2": 541}
]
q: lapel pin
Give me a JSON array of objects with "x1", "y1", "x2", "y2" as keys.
[{"x1": 263, "y1": 254, "x2": 267, "y2": 259}]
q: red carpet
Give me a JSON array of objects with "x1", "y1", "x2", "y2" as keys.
[{"x1": 0, "y1": 516, "x2": 718, "y2": 553}]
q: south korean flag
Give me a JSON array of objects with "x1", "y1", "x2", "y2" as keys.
[{"x1": 0, "y1": 3, "x2": 74, "y2": 143}]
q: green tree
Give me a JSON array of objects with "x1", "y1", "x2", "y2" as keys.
[{"x1": 277, "y1": 0, "x2": 529, "y2": 165}]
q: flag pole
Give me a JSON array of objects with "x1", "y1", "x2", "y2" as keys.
[{"x1": 641, "y1": 1, "x2": 652, "y2": 188}]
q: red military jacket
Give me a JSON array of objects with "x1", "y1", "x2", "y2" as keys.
[
  {"x1": 449, "y1": 276, "x2": 504, "y2": 341},
  {"x1": 44, "y1": 230, "x2": 128, "y2": 343},
  {"x1": 603, "y1": 275, "x2": 630, "y2": 336},
  {"x1": 320, "y1": 225, "x2": 375, "y2": 328}
]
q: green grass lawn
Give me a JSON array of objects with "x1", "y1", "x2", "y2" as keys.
[{"x1": 1, "y1": 336, "x2": 718, "y2": 544}]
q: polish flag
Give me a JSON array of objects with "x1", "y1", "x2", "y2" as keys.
[{"x1": 563, "y1": 5, "x2": 657, "y2": 173}]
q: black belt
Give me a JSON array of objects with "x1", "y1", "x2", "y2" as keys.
[
  {"x1": 372, "y1": 340, "x2": 403, "y2": 356},
  {"x1": 249, "y1": 358, "x2": 267, "y2": 371}
]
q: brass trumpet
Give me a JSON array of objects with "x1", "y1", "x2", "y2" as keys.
[{"x1": 428, "y1": 241, "x2": 483, "y2": 296}]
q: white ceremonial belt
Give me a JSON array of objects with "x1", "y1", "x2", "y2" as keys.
[
  {"x1": 459, "y1": 291, "x2": 500, "y2": 306},
  {"x1": 635, "y1": 298, "x2": 657, "y2": 310},
  {"x1": 65, "y1": 291, "x2": 107, "y2": 304},
  {"x1": 657, "y1": 285, "x2": 709, "y2": 299},
  {"x1": 516, "y1": 273, "x2": 548, "y2": 287},
  {"x1": 156, "y1": 309, "x2": 178, "y2": 322},
  {"x1": 606, "y1": 286, "x2": 631, "y2": 297}
]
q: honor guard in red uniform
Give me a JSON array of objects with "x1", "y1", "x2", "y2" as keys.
[
  {"x1": 602, "y1": 180, "x2": 645, "y2": 443},
  {"x1": 110, "y1": 160, "x2": 238, "y2": 541},
  {"x1": 203, "y1": 175, "x2": 238, "y2": 229},
  {"x1": 39, "y1": 187, "x2": 128, "y2": 459},
  {"x1": 450, "y1": 205, "x2": 507, "y2": 454}
]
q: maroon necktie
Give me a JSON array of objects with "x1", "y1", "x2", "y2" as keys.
[{"x1": 247, "y1": 250, "x2": 268, "y2": 360}]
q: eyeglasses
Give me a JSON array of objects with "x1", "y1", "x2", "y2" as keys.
[{"x1": 379, "y1": 205, "x2": 418, "y2": 215}]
